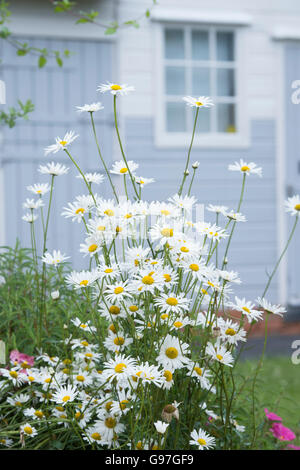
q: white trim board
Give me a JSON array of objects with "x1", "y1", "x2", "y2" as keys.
[
  {"x1": 272, "y1": 29, "x2": 300, "y2": 41},
  {"x1": 151, "y1": 9, "x2": 253, "y2": 26}
]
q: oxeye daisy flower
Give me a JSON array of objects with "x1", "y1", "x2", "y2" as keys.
[
  {"x1": 97, "y1": 263, "x2": 121, "y2": 281},
  {"x1": 71, "y1": 317, "x2": 97, "y2": 334},
  {"x1": 76, "y1": 172, "x2": 104, "y2": 185},
  {"x1": 51, "y1": 386, "x2": 78, "y2": 406},
  {"x1": 79, "y1": 237, "x2": 101, "y2": 257},
  {"x1": 27, "y1": 183, "x2": 50, "y2": 196},
  {"x1": 284, "y1": 195, "x2": 300, "y2": 216},
  {"x1": 22, "y1": 198, "x2": 44, "y2": 210},
  {"x1": 62, "y1": 197, "x2": 93, "y2": 223},
  {"x1": 168, "y1": 194, "x2": 197, "y2": 212},
  {"x1": 22, "y1": 213, "x2": 38, "y2": 223},
  {"x1": 130, "y1": 269, "x2": 165, "y2": 294},
  {"x1": 190, "y1": 365, "x2": 215, "y2": 391},
  {"x1": 23, "y1": 407, "x2": 45, "y2": 420},
  {"x1": 104, "y1": 332, "x2": 133, "y2": 353},
  {"x1": 228, "y1": 296, "x2": 263, "y2": 322},
  {"x1": 135, "y1": 176, "x2": 155, "y2": 187},
  {"x1": 44, "y1": 130, "x2": 79, "y2": 156},
  {"x1": 98, "y1": 303, "x2": 127, "y2": 321},
  {"x1": 73, "y1": 370, "x2": 94, "y2": 388},
  {"x1": 0, "y1": 368, "x2": 27, "y2": 386},
  {"x1": 183, "y1": 96, "x2": 214, "y2": 108},
  {"x1": 65, "y1": 269, "x2": 100, "y2": 290},
  {"x1": 205, "y1": 342, "x2": 234, "y2": 367},
  {"x1": 218, "y1": 318, "x2": 247, "y2": 345},
  {"x1": 190, "y1": 428, "x2": 216, "y2": 450},
  {"x1": 41, "y1": 250, "x2": 69, "y2": 266},
  {"x1": 0, "y1": 438, "x2": 13, "y2": 447},
  {"x1": 206, "y1": 204, "x2": 228, "y2": 215},
  {"x1": 157, "y1": 335, "x2": 190, "y2": 371},
  {"x1": 169, "y1": 315, "x2": 191, "y2": 332},
  {"x1": 109, "y1": 390, "x2": 133, "y2": 416},
  {"x1": 217, "y1": 269, "x2": 241, "y2": 284},
  {"x1": 76, "y1": 102, "x2": 104, "y2": 113},
  {"x1": 154, "y1": 420, "x2": 169, "y2": 434},
  {"x1": 228, "y1": 159, "x2": 262, "y2": 177},
  {"x1": 149, "y1": 222, "x2": 184, "y2": 247},
  {"x1": 7, "y1": 393, "x2": 30, "y2": 408},
  {"x1": 133, "y1": 362, "x2": 164, "y2": 388},
  {"x1": 154, "y1": 293, "x2": 190, "y2": 315},
  {"x1": 101, "y1": 354, "x2": 136, "y2": 385},
  {"x1": 38, "y1": 162, "x2": 69, "y2": 176},
  {"x1": 105, "y1": 281, "x2": 132, "y2": 303},
  {"x1": 110, "y1": 160, "x2": 139, "y2": 176},
  {"x1": 83, "y1": 426, "x2": 107, "y2": 445},
  {"x1": 96, "y1": 414, "x2": 125, "y2": 442},
  {"x1": 97, "y1": 82, "x2": 134, "y2": 96},
  {"x1": 225, "y1": 211, "x2": 247, "y2": 223},
  {"x1": 20, "y1": 423, "x2": 38, "y2": 438},
  {"x1": 256, "y1": 298, "x2": 286, "y2": 317}
]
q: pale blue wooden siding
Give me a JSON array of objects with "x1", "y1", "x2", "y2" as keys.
[
  {"x1": 125, "y1": 118, "x2": 278, "y2": 302},
  {"x1": 285, "y1": 42, "x2": 300, "y2": 310},
  {"x1": 0, "y1": 36, "x2": 114, "y2": 267}
]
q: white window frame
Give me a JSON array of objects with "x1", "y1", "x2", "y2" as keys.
[{"x1": 154, "y1": 23, "x2": 249, "y2": 149}]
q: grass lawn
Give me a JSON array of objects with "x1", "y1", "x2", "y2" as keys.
[{"x1": 236, "y1": 356, "x2": 300, "y2": 446}]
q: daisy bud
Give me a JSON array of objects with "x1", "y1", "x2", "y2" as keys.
[
  {"x1": 162, "y1": 404, "x2": 179, "y2": 423},
  {"x1": 192, "y1": 161, "x2": 200, "y2": 169},
  {"x1": 184, "y1": 170, "x2": 190, "y2": 176},
  {"x1": 223, "y1": 257, "x2": 228, "y2": 265},
  {"x1": 51, "y1": 290, "x2": 60, "y2": 300}
]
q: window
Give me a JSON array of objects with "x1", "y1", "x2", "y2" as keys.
[{"x1": 156, "y1": 24, "x2": 248, "y2": 147}]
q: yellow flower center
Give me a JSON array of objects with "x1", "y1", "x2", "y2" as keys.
[
  {"x1": 9, "y1": 371, "x2": 18, "y2": 378},
  {"x1": 15, "y1": 401, "x2": 22, "y2": 407},
  {"x1": 59, "y1": 140, "x2": 67, "y2": 146},
  {"x1": 161, "y1": 209, "x2": 170, "y2": 216},
  {"x1": 81, "y1": 341, "x2": 89, "y2": 347},
  {"x1": 109, "y1": 305, "x2": 121, "y2": 315},
  {"x1": 44, "y1": 378, "x2": 51, "y2": 383},
  {"x1": 195, "y1": 101, "x2": 203, "y2": 106},
  {"x1": 80, "y1": 280, "x2": 89, "y2": 286},
  {"x1": 88, "y1": 244, "x2": 98, "y2": 252},
  {"x1": 216, "y1": 354, "x2": 223, "y2": 361},
  {"x1": 97, "y1": 225, "x2": 106, "y2": 231},
  {"x1": 62, "y1": 395, "x2": 71, "y2": 402},
  {"x1": 241, "y1": 165, "x2": 250, "y2": 172},
  {"x1": 161, "y1": 228, "x2": 173, "y2": 238},
  {"x1": 165, "y1": 347, "x2": 178, "y2": 359},
  {"x1": 142, "y1": 275, "x2": 154, "y2": 285},
  {"x1": 194, "y1": 367, "x2": 202, "y2": 376},
  {"x1": 34, "y1": 410, "x2": 44, "y2": 418},
  {"x1": 120, "y1": 167, "x2": 128, "y2": 174},
  {"x1": 120, "y1": 399, "x2": 129, "y2": 410},
  {"x1": 85, "y1": 353, "x2": 93, "y2": 358},
  {"x1": 163, "y1": 274, "x2": 172, "y2": 282},
  {"x1": 104, "y1": 268, "x2": 113, "y2": 273},
  {"x1": 24, "y1": 426, "x2": 33, "y2": 435},
  {"x1": 180, "y1": 246, "x2": 189, "y2": 253},
  {"x1": 104, "y1": 209, "x2": 114, "y2": 216},
  {"x1": 115, "y1": 226, "x2": 122, "y2": 233},
  {"x1": 190, "y1": 263, "x2": 199, "y2": 272},
  {"x1": 129, "y1": 305, "x2": 138, "y2": 312},
  {"x1": 75, "y1": 207, "x2": 85, "y2": 214},
  {"x1": 174, "y1": 321, "x2": 183, "y2": 328},
  {"x1": 91, "y1": 432, "x2": 101, "y2": 441},
  {"x1": 76, "y1": 375, "x2": 85, "y2": 382},
  {"x1": 105, "y1": 417, "x2": 116, "y2": 429},
  {"x1": 161, "y1": 313, "x2": 168, "y2": 320},
  {"x1": 111, "y1": 84, "x2": 122, "y2": 91},
  {"x1": 225, "y1": 328, "x2": 236, "y2": 336},
  {"x1": 114, "y1": 336, "x2": 125, "y2": 346},
  {"x1": 114, "y1": 286, "x2": 124, "y2": 294},
  {"x1": 242, "y1": 306, "x2": 250, "y2": 313},
  {"x1": 294, "y1": 204, "x2": 300, "y2": 211},
  {"x1": 166, "y1": 297, "x2": 178, "y2": 306},
  {"x1": 198, "y1": 438, "x2": 206, "y2": 446},
  {"x1": 114, "y1": 363, "x2": 127, "y2": 373},
  {"x1": 164, "y1": 370, "x2": 173, "y2": 382},
  {"x1": 28, "y1": 376, "x2": 35, "y2": 382},
  {"x1": 136, "y1": 441, "x2": 143, "y2": 450}
]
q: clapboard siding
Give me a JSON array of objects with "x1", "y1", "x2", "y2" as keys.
[
  {"x1": 0, "y1": 37, "x2": 115, "y2": 268},
  {"x1": 125, "y1": 117, "x2": 278, "y2": 301}
]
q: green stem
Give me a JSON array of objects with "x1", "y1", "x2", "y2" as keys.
[{"x1": 178, "y1": 107, "x2": 199, "y2": 196}]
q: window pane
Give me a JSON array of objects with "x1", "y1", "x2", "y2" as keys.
[
  {"x1": 217, "y1": 32, "x2": 234, "y2": 61},
  {"x1": 165, "y1": 29, "x2": 185, "y2": 59},
  {"x1": 217, "y1": 69, "x2": 235, "y2": 96},
  {"x1": 166, "y1": 102, "x2": 186, "y2": 132},
  {"x1": 217, "y1": 104, "x2": 236, "y2": 132},
  {"x1": 192, "y1": 67, "x2": 210, "y2": 96},
  {"x1": 165, "y1": 66, "x2": 185, "y2": 95},
  {"x1": 191, "y1": 30, "x2": 209, "y2": 60},
  {"x1": 194, "y1": 107, "x2": 211, "y2": 133}
]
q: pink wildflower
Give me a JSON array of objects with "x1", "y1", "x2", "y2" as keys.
[
  {"x1": 287, "y1": 444, "x2": 300, "y2": 450},
  {"x1": 264, "y1": 408, "x2": 282, "y2": 422},
  {"x1": 9, "y1": 350, "x2": 34, "y2": 373},
  {"x1": 270, "y1": 423, "x2": 296, "y2": 442}
]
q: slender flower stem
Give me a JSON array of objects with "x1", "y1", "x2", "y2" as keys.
[
  {"x1": 89, "y1": 111, "x2": 119, "y2": 203},
  {"x1": 113, "y1": 95, "x2": 140, "y2": 199},
  {"x1": 64, "y1": 148, "x2": 97, "y2": 205},
  {"x1": 178, "y1": 107, "x2": 199, "y2": 196}
]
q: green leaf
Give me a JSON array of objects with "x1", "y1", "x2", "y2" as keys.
[
  {"x1": 145, "y1": 9, "x2": 150, "y2": 18},
  {"x1": 105, "y1": 27, "x2": 117, "y2": 35},
  {"x1": 17, "y1": 49, "x2": 28, "y2": 56},
  {"x1": 56, "y1": 56, "x2": 63, "y2": 67},
  {"x1": 38, "y1": 55, "x2": 47, "y2": 68},
  {"x1": 76, "y1": 17, "x2": 89, "y2": 24}
]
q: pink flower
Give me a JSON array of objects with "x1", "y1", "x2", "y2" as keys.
[
  {"x1": 9, "y1": 350, "x2": 34, "y2": 373},
  {"x1": 270, "y1": 423, "x2": 296, "y2": 442},
  {"x1": 287, "y1": 444, "x2": 300, "y2": 450},
  {"x1": 264, "y1": 408, "x2": 282, "y2": 422}
]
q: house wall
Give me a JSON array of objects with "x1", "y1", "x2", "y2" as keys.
[{"x1": 114, "y1": 0, "x2": 300, "y2": 302}]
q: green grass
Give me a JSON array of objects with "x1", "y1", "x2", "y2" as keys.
[{"x1": 236, "y1": 357, "x2": 300, "y2": 446}]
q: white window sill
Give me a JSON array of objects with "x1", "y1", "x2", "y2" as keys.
[
  {"x1": 154, "y1": 132, "x2": 250, "y2": 149},
  {"x1": 151, "y1": 9, "x2": 253, "y2": 27}
]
